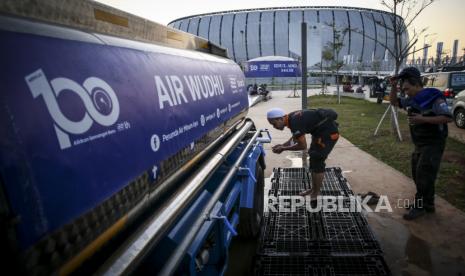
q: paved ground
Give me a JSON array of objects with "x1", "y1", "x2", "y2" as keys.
[
  {"x1": 449, "y1": 123, "x2": 465, "y2": 144},
  {"x1": 234, "y1": 90, "x2": 465, "y2": 275}
]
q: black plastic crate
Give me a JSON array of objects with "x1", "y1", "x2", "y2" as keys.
[
  {"x1": 321, "y1": 211, "x2": 370, "y2": 240},
  {"x1": 319, "y1": 212, "x2": 381, "y2": 255},
  {"x1": 271, "y1": 178, "x2": 311, "y2": 192},
  {"x1": 267, "y1": 190, "x2": 356, "y2": 209},
  {"x1": 319, "y1": 189, "x2": 354, "y2": 198},
  {"x1": 319, "y1": 169, "x2": 353, "y2": 195},
  {"x1": 273, "y1": 167, "x2": 310, "y2": 180},
  {"x1": 331, "y1": 167, "x2": 353, "y2": 191},
  {"x1": 270, "y1": 180, "x2": 352, "y2": 197},
  {"x1": 272, "y1": 167, "x2": 353, "y2": 195},
  {"x1": 255, "y1": 255, "x2": 391, "y2": 276},
  {"x1": 262, "y1": 167, "x2": 383, "y2": 258},
  {"x1": 259, "y1": 210, "x2": 381, "y2": 256},
  {"x1": 260, "y1": 209, "x2": 326, "y2": 255}
]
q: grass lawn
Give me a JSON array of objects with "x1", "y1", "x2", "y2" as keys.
[{"x1": 308, "y1": 95, "x2": 465, "y2": 211}]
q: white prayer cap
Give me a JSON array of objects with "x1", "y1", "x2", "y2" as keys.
[{"x1": 267, "y1": 108, "x2": 285, "y2": 119}]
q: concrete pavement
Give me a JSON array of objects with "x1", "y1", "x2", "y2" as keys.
[{"x1": 247, "y1": 90, "x2": 465, "y2": 275}]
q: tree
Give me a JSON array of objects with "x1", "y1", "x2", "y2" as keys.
[
  {"x1": 372, "y1": 60, "x2": 381, "y2": 74},
  {"x1": 323, "y1": 27, "x2": 348, "y2": 103},
  {"x1": 353, "y1": 1, "x2": 434, "y2": 75},
  {"x1": 356, "y1": 59, "x2": 365, "y2": 87},
  {"x1": 379, "y1": 0, "x2": 435, "y2": 75},
  {"x1": 320, "y1": 47, "x2": 334, "y2": 94},
  {"x1": 322, "y1": 47, "x2": 334, "y2": 66},
  {"x1": 369, "y1": 0, "x2": 435, "y2": 141}
]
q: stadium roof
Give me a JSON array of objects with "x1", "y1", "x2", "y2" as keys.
[
  {"x1": 248, "y1": 56, "x2": 296, "y2": 62},
  {"x1": 168, "y1": 6, "x2": 397, "y2": 25}
]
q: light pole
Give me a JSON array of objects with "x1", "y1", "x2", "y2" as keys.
[
  {"x1": 240, "y1": 30, "x2": 245, "y2": 64},
  {"x1": 461, "y1": 47, "x2": 465, "y2": 66},
  {"x1": 422, "y1": 33, "x2": 436, "y2": 69}
]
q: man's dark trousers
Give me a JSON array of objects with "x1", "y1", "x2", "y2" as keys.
[{"x1": 411, "y1": 142, "x2": 445, "y2": 208}]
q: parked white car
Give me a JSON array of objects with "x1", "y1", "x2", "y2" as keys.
[{"x1": 452, "y1": 89, "x2": 465, "y2": 129}]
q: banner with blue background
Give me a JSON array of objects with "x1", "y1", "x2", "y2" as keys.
[
  {"x1": 0, "y1": 30, "x2": 247, "y2": 249},
  {"x1": 243, "y1": 60, "x2": 301, "y2": 78}
]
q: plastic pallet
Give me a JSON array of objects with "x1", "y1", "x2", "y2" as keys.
[
  {"x1": 271, "y1": 168, "x2": 352, "y2": 195},
  {"x1": 271, "y1": 178, "x2": 311, "y2": 193},
  {"x1": 259, "y1": 210, "x2": 381, "y2": 256},
  {"x1": 319, "y1": 170, "x2": 353, "y2": 195},
  {"x1": 270, "y1": 178, "x2": 352, "y2": 196},
  {"x1": 260, "y1": 166, "x2": 387, "y2": 271},
  {"x1": 268, "y1": 188, "x2": 354, "y2": 200},
  {"x1": 259, "y1": 209, "x2": 326, "y2": 254},
  {"x1": 266, "y1": 193, "x2": 357, "y2": 221},
  {"x1": 319, "y1": 211, "x2": 381, "y2": 255},
  {"x1": 272, "y1": 167, "x2": 310, "y2": 181},
  {"x1": 273, "y1": 167, "x2": 343, "y2": 178},
  {"x1": 255, "y1": 255, "x2": 391, "y2": 276}
]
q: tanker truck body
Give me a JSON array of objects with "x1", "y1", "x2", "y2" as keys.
[{"x1": 0, "y1": 1, "x2": 268, "y2": 275}]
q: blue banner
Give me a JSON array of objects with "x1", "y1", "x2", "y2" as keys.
[
  {"x1": 243, "y1": 60, "x2": 301, "y2": 78},
  {"x1": 0, "y1": 30, "x2": 247, "y2": 249}
]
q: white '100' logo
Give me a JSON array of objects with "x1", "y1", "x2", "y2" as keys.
[{"x1": 25, "y1": 69, "x2": 120, "y2": 150}]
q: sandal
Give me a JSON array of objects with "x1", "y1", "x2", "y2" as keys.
[{"x1": 358, "y1": 191, "x2": 380, "y2": 205}]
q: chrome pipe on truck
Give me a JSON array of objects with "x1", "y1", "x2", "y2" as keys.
[
  {"x1": 99, "y1": 120, "x2": 255, "y2": 275},
  {"x1": 159, "y1": 122, "x2": 262, "y2": 276}
]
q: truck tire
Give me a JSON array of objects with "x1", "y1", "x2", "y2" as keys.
[{"x1": 237, "y1": 162, "x2": 264, "y2": 238}]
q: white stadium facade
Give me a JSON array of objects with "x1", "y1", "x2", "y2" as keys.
[{"x1": 168, "y1": 6, "x2": 407, "y2": 72}]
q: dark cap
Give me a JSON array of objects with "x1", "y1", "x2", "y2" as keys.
[{"x1": 395, "y1": 67, "x2": 421, "y2": 80}]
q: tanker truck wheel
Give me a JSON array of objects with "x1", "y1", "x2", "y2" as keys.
[{"x1": 237, "y1": 162, "x2": 264, "y2": 238}]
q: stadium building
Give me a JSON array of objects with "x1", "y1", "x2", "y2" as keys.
[{"x1": 169, "y1": 6, "x2": 406, "y2": 74}]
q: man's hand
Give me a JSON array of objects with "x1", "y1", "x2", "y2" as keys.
[
  {"x1": 389, "y1": 77, "x2": 400, "y2": 106},
  {"x1": 407, "y1": 113, "x2": 426, "y2": 125},
  {"x1": 272, "y1": 144, "x2": 284, "y2": 154},
  {"x1": 408, "y1": 114, "x2": 452, "y2": 125},
  {"x1": 389, "y1": 76, "x2": 398, "y2": 86}
]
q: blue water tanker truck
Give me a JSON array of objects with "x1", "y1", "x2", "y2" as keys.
[{"x1": 0, "y1": 1, "x2": 269, "y2": 275}]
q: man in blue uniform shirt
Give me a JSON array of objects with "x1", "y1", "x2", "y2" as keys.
[{"x1": 389, "y1": 67, "x2": 452, "y2": 220}]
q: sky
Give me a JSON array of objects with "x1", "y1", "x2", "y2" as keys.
[{"x1": 96, "y1": 0, "x2": 465, "y2": 59}]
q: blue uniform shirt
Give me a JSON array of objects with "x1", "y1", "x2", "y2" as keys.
[
  {"x1": 399, "y1": 97, "x2": 451, "y2": 117},
  {"x1": 398, "y1": 88, "x2": 451, "y2": 144},
  {"x1": 399, "y1": 87, "x2": 451, "y2": 117}
]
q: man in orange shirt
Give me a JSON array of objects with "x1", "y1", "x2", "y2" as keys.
[{"x1": 267, "y1": 108, "x2": 339, "y2": 199}]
